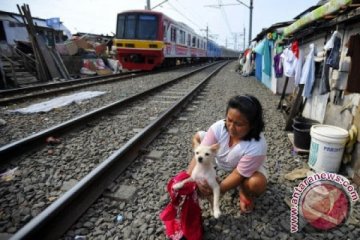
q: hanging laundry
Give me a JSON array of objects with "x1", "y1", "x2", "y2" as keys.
[
  {"x1": 346, "y1": 33, "x2": 360, "y2": 93},
  {"x1": 294, "y1": 50, "x2": 304, "y2": 86},
  {"x1": 273, "y1": 53, "x2": 283, "y2": 78},
  {"x1": 326, "y1": 36, "x2": 341, "y2": 69},
  {"x1": 291, "y1": 40, "x2": 299, "y2": 58},
  {"x1": 301, "y1": 44, "x2": 316, "y2": 98},
  {"x1": 281, "y1": 48, "x2": 297, "y2": 78},
  {"x1": 319, "y1": 52, "x2": 331, "y2": 94},
  {"x1": 254, "y1": 39, "x2": 271, "y2": 77},
  {"x1": 332, "y1": 46, "x2": 351, "y2": 90}
]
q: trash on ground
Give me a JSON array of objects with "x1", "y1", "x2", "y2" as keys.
[
  {"x1": 114, "y1": 214, "x2": 124, "y2": 223},
  {"x1": 284, "y1": 168, "x2": 311, "y2": 181},
  {"x1": 46, "y1": 136, "x2": 61, "y2": 145},
  {"x1": 0, "y1": 167, "x2": 18, "y2": 182},
  {"x1": 8, "y1": 91, "x2": 106, "y2": 114}
]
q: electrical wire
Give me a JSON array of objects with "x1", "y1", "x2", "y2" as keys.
[
  {"x1": 167, "y1": 1, "x2": 203, "y2": 30},
  {"x1": 219, "y1": 0, "x2": 232, "y2": 35}
]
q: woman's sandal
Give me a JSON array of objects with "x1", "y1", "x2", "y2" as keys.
[{"x1": 239, "y1": 193, "x2": 254, "y2": 214}]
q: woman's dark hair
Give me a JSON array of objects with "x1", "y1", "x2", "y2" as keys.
[{"x1": 226, "y1": 95, "x2": 264, "y2": 141}]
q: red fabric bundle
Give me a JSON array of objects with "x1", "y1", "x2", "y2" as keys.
[
  {"x1": 291, "y1": 40, "x2": 299, "y2": 59},
  {"x1": 159, "y1": 171, "x2": 203, "y2": 240}
]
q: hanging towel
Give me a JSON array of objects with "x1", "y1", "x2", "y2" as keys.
[
  {"x1": 159, "y1": 171, "x2": 203, "y2": 240},
  {"x1": 301, "y1": 44, "x2": 316, "y2": 98}
]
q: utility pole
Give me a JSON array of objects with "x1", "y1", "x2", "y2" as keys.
[
  {"x1": 249, "y1": 0, "x2": 253, "y2": 45},
  {"x1": 146, "y1": 0, "x2": 151, "y2": 10},
  {"x1": 243, "y1": 27, "x2": 246, "y2": 50}
]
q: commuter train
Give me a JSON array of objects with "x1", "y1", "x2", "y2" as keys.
[{"x1": 114, "y1": 10, "x2": 239, "y2": 70}]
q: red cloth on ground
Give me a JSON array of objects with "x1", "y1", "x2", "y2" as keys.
[{"x1": 159, "y1": 171, "x2": 203, "y2": 240}]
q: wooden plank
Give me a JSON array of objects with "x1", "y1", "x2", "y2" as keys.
[
  {"x1": 36, "y1": 35, "x2": 62, "y2": 79},
  {"x1": 277, "y1": 76, "x2": 289, "y2": 110},
  {"x1": 285, "y1": 84, "x2": 304, "y2": 131}
]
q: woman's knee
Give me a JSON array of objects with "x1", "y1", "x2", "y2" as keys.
[{"x1": 243, "y1": 172, "x2": 267, "y2": 195}]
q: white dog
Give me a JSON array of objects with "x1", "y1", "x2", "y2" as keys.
[{"x1": 172, "y1": 141, "x2": 221, "y2": 218}]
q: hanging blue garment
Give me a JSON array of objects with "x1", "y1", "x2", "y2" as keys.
[
  {"x1": 301, "y1": 44, "x2": 316, "y2": 98},
  {"x1": 263, "y1": 39, "x2": 272, "y2": 76},
  {"x1": 326, "y1": 36, "x2": 341, "y2": 69},
  {"x1": 255, "y1": 53, "x2": 262, "y2": 81}
]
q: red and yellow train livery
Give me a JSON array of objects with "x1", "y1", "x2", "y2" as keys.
[{"x1": 114, "y1": 10, "x2": 237, "y2": 71}]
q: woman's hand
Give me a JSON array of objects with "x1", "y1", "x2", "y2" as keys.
[{"x1": 196, "y1": 179, "x2": 213, "y2": 196}]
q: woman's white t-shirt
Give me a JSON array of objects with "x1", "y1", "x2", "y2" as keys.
[{"x1": 200, "y1": 120, "x2": 267, "y2": 178}]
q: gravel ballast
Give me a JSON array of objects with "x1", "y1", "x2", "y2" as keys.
[{"x1": 61, "y1": 62, "x2": 360, "y2": 239}]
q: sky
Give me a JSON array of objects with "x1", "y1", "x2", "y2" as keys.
[{"x1": 1, "y1": 0, "x2": 320, "y2": 50}]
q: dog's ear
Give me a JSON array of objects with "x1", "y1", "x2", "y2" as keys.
[
  {"x1": 210, "y1": 143, "x2": 220, "y2": 152},
  {"x1": 192, "y1": 137, "x2": 200, "y2": 149}
]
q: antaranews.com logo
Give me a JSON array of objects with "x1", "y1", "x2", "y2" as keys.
[{"x1": 290, "y1": 172, "x2": 359, "y2": 233}]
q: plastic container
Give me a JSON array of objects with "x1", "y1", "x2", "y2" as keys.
[
  {"x1": 308, "y1": 125, "x2": 349, "y2": 173},
  {"x1": 292, "y1": 117, "x2": 319, "y2": 150}
]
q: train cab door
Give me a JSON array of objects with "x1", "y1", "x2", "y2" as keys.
[{"x1": 163, "y1": 20, "x2": 171, "y2": 57}]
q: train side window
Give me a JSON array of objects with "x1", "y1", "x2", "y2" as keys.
[
  {"x1": 187, "y1": 34, "x2": 191, "y2": 46},
  {"x1": 179, "y1": 30, "x2": 185, "y2": 45},
  {"x1": 197, "y1": 39, "x2": 199, "y2": 48},
  {"x1": 170, "y1": 27, "x2": 176, "y2": 42},
  {"x1": 192, "y1": 36, "x2": 196, "y2": 47}
]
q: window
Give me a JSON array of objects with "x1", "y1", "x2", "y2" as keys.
[
  {"x1": 116, "y1": 13, "x2": 158, "y2": 40},
  {"x1": 192, "y1": 36, "x2": 196, "y2": 47},
  {"x1": 187, "y1": 34, "x2": 191, "y2": 46},
  {"x1": 124, "y1": 15, "x2": 136, "y2": 39},
  {"x1": 171, "y1": 27, "x2": 176, "y2": 42},
  {"x1": 137, "y1": 15, "x2": 157, "y2": 40},
  {"x1": 179, "y1": 30, "x2": 185, "y2": 45}
]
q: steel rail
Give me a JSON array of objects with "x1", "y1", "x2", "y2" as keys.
[
  {"x1": 0, "y1": 71, "x2": 139, "y2": 97},
  {"x1": 0, "y1": 62, "x2": 205, "y2": 99},
  {"x1": 0, "y1": 72, "x2": 146, "y2": 105},
  {"x1": 10, "y1": 60, "x2": 228, "y2": 240},
  {"x1": 0, "y1": 61, "x2": 221, "y2": 163},
  {"x1": 0, "y1": 63, "x2": 208, "y2": 105}
]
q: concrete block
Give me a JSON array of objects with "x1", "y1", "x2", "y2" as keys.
[
  {"x1": 146, "y1": 150, "x2": 163, "y2": 160},
  {"x1": 103, "y1": 185, "x2": 137, "y2": 202},
  {"x1": 61, "y1": 179, "x2": 78, "y2": 192},
  {"x1": 167, "y1": 128, "x2": 179, "y2": 134}
]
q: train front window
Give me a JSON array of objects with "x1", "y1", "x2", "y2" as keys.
[
  {"x1": 137, "y1": 15, "x2": 158, "y2": 40},
  {"x1": 125, "y1": 15, "x2": 136, "y2": 39},
  {"x1": 117, "y1": 14, "x2": 158, "y2": 40}
]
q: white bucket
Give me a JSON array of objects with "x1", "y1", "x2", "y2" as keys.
[{"x1": 308, "y1": 125, "x2": 349, "y2": 173}]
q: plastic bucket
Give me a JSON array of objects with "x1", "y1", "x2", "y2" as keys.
[
  {"x1": 293, "y1": 116, "x2": 319, "y2": 128},
  {"x1": 308, "y1": 125, "x2": 349, "y2": 173},
  {"x1": 293, "y1": 123, "x2": 311, "y2": 149},
  {"x1": 292, "y1": 117, "x2": 319, "y2": 150}
]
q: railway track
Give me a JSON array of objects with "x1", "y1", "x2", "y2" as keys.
[
  {"x1": 0, "y1": 63, "x2": 213, "y2": 147},
  {"x1": 1, "y1": 61, "x2": 228, "y2": 239},
  {"x1": 0, "y1": 63, "x2": 204, "y2": 105}
]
